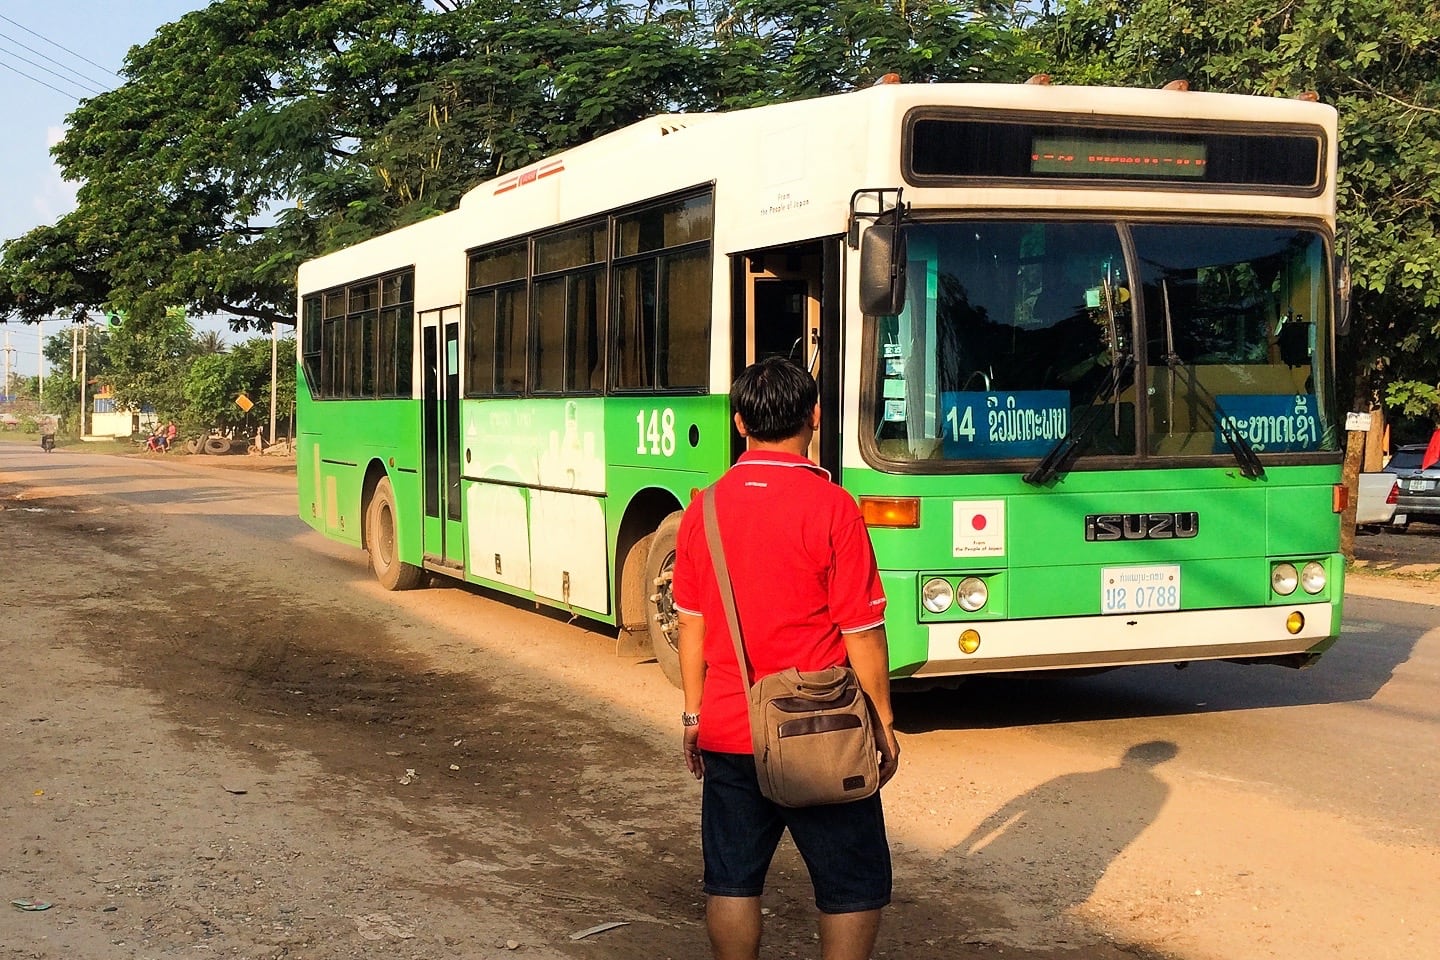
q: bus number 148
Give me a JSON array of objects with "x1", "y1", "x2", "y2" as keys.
[{"x1": 636, "y1": 408, "x2": 677, "y2": 457}]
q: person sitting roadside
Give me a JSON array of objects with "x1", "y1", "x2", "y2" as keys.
[{"x1": 157, "y1": 420, "x2": 178, "y2": 452}]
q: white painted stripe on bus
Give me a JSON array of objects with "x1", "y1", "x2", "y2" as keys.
[{"x1": 914, "y1": 602, "x2": 1333, "y2": 676}]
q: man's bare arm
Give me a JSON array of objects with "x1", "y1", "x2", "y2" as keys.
[
  {"x1": 843, "y1": 626, "x2": 900, "y2": 785},
  {"x1": 678, "y1": 611, "x2": 707, "y2": 779}
]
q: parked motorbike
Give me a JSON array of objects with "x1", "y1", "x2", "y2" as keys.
[{"x1": 40, "y1": 433, "x2": 55, "y2": 453}]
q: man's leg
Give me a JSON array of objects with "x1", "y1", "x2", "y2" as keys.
[
  {"x1": 785, "y1": 793, "x2": 891, "y2": 960},
  {"x1": 701, "y1": 753, "x2": 784, "y2": 960},
  {"x1": 707, "y1": 895, "x2": 762, "y2": 960},
  {"x1": 818, "y1": 908, "x2": 882, "y2": 960}
]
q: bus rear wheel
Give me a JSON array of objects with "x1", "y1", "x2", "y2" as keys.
[
  {"x1": 366, "y1": 477, "x2": 423, "y2": 591},
  {"x1": 644, "y1": 511, "x2": 685, "y2": 688}
]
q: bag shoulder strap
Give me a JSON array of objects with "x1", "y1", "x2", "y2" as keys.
[{"x1": 701, "y1": 485, "x2": 753, "y2": 697}]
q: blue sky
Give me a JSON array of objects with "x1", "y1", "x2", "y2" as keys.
[{"x1": 0, "y1": 1, "x2": 217, "y2": 375}]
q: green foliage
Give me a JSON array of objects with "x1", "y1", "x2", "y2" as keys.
[
  {"x1": 711, "y1": 0, "x2": 1036, "y2": 105},
  {"x1": 2, "y1": 0, "x2": 438, "y2": 327},
  {"x1": 1384, "y1": 380, "x2": 1440, "y2": 420},
  {"x1": 1, "y1": 1, "x2": 1030, "y2": 333},
  {"x1": 181, "y1": 334, "x2": 296, "y2": 438},
  {"x1": 42, "y1": 326, "x2": 112, "y2": 382},
  {"x1": 103, "y1": 308, "x2": 197, "y2": 420},
  {"x1": 1035, "y1": 0, "x2": 1440, "y2": 416},
  {"x1": 40, "y1": 370, "x2": 81, "y2": 434}
]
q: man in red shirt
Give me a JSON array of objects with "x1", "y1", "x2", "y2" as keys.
[{"x1": 672, "y1": 358, "x2": 900, "y2": 960}]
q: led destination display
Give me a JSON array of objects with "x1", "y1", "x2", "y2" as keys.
[
  {"x1": 908, "y1": 116, "x2": 1322, "y2": 189},
  {"x1": 1030, "y1": 136, "x2": 1208, "y2": 178}
]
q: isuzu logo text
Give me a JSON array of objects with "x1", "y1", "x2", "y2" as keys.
[{"x1": 1085, "y1": 512, "x2": 1199, "y2": 542}]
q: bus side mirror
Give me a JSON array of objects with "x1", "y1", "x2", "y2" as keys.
[{"x1": 860, "y1": 223, "x2": 907, "y2": 316}]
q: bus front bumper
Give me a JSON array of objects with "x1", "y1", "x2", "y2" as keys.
[{"x1": 908, "y1": 602, "x2": 1336, "y2": 677}]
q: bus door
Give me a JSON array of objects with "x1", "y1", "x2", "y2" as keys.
[
  {"x1": 733, "y1": 240, "x2": 842, "y2": 474},
  {"x1": 420, "y1": 306, "x2": 464, "y2": 569}
]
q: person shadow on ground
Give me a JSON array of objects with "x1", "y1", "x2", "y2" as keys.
[{"x1": 949, "y1": 740, "x2": 1179, "y2": 915}]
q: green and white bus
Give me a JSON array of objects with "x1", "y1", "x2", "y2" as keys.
[{"x1": 297, "y1": 78, "x2": 1348, "y2": 686}]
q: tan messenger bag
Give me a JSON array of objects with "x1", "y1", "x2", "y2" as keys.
[{"x1": 702, "y1": 487, "x2": 880, "y2": 808}]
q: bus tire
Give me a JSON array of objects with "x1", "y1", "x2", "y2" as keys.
[
  {"x1": 644, "y1": 511, "x2": 685, "y2": 688},
  {"x1": 366, "y1": 476, "x2": 423, "y2": 591}
]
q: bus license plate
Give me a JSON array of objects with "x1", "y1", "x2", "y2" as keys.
[{"x1": 1101, "y1": 565, "x2": 1181, "y2": 615}]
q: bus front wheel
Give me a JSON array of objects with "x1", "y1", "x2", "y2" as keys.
[
  {"x1": 644, "y1": 511, "x2": 685, "y2": 688},
  {"x1": 365, "y1": 477, "x2": 423, "y2": 591}
]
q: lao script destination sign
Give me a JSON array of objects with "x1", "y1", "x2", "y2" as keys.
[
  {"x1": 941, "y1": 391, "x2": 1070, "y2": 459},
  {"x1": 1214, "y1": 394, "x2": 1323, "y2": 454}
]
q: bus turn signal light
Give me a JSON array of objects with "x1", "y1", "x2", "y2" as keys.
[
  {"x1": 1286, "y1": 612, "x2": 1305, "y2": 635},
  {"x1": 959, "y1": 629, "x2": 981, "y2": 654},
  {"x1": 861, "y1": 497, "x2": 920, "y2": 528},
  {"x1": 1332, "y1": 484, "x2": 1349, "y2": 514}
]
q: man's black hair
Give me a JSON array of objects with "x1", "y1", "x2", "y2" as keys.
[{"x1": 730, "y1": 357, "x2": 817, "y2": 442}]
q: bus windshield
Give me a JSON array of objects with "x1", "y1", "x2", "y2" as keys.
[{"x1": 870, "y1": 220, "x2": 1340, "y2": 468}]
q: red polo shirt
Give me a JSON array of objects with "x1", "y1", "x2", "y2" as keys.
[{"x1": 671, "y1": 451, "x2": 887, "y2": 753}]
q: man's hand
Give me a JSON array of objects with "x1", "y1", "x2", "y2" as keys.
[{"x1": 683, "y1": 725, "x2": 705, "y2": 780}]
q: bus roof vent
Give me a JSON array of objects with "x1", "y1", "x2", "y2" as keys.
[
  {"x1": 1162, "y1": 79, "x2": 1191, "y2": 91},
  {"x1": 1025, "y1": 74, "x2": 1052, "y2": 85}
]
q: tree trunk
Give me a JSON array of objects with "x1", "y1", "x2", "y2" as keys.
[
  {"x1": 1340, "y1": 426, "x2": 1365, "y2": 561},
  {"x1": 1364, "y1": 403, "x2": 1387, "y2": 471}
]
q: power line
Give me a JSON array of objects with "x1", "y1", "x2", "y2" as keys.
[
  {"x1": 0, "y1": 12, "x2": 121, "y2": 82},
  {"x1": 0, "y1": 41, "x2": 105, "y2": 97},
  {"x1": 0, "y1": 29, "x2": 110, "y2": 93},
  {"x1": 0, "y1": 56, "x2": 82, "y2": 102}
]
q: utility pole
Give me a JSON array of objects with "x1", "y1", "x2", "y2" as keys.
[
  {"x1": 269, "y1": 321, "x2": 278, "y2": 445},
  {"x1": 2, "y1": 328, "x2": 12, "y2": 402},
  {"x1": 79, "y1": 321, "x2": 89, "y2": 439},
  {"x1": 37, "y1": 320, "x2": 44, "y2": 407}
]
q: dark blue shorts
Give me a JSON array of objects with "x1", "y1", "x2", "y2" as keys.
[{"x1": 700, "y1": 751, "x2": 891, "y2": 914}]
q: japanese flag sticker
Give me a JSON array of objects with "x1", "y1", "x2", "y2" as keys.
[{"x1": 954, "y1": 500, "x2": 1005, "y2": 557}]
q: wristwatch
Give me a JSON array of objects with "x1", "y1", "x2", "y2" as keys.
[{"x1": 681, "y1": 711, "x2": 701, "y2": 727}]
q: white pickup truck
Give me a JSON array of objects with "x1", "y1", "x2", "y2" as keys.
[{"x1": 1357, "y1": 472, "x2": 1400, "y2": 527}]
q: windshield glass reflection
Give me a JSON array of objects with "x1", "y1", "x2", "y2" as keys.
[{"x1": 869, "y1": 220, "x2": 1338, "y2": 468}]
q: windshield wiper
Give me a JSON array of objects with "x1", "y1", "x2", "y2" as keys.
[
  {"x1": 1160, "y1": 279, "x2": 1266, "y2": 481},
  {"x1": 1024, "y1": 352, "x2": 1136, "y2": 486},
  {"x1": 1026, "y1": 272, "x2": 1134, "y2": 487},
  {"x1": 1165, "y1": 358, "x2": 1267, "y2": 480}
]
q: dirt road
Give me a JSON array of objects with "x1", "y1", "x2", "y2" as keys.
[{"x1": 2, "y1": 446, "x2": 1437, "y2": 959}]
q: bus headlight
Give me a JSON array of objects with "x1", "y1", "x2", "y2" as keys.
[
  {"x1": 957, "y1": 577, "x2": 988, "y2": 612},
  {"x1": 1271, "y1": 563, "x2": 1299, "y2": 596},
  {"x1": 1300, "y1": 561, "x2": 1327, "y2": 595},
  {"x1": 921, "y1": 578, "x2": 954, "y2": 614}
]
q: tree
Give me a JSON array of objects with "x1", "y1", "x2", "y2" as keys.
[
  {"x1": 194, "y1": 330, "x2": 228, "y2": 356},
  {"x1": 1, "y1": 0, "x2": 438, "y2": 328},
  {"x1": 39, "y1": 370, "x2": 81, "y2": 434},
  {"x1": 102, "y1": 307, "x2": 196, "y2": 421},
  {"x1": 708, "y1": 0, "x2": 1037, "y2": 106},
  {"x1": 1034, "y1": 0, "x2": 1440, "y2": 437},
  {"x1": 182, "y1": 334, "x2": 296, "y2": 439},
  {"x1": 0, "y1": 0, "x2": 716, "y2": 329},
  {"x1": 1, "y1": 1, "x2": 1035, "y2": 335},
  {"x1": 42, "y1": 324, "x2": 111, "y2": 378}
]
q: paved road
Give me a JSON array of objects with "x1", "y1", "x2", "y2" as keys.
[{"x1": 3, "y1": 442, "x2": 1437, "y2": 960}]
